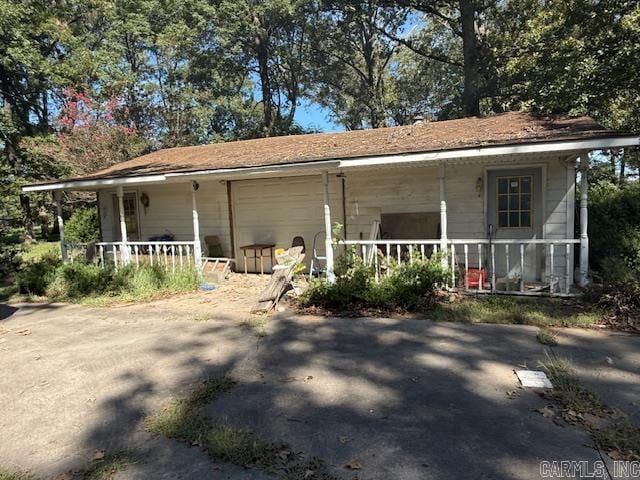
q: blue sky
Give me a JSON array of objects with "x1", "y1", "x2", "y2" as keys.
[{"x1": 293, "y1": 99, "x2": 343, "y2": 132}]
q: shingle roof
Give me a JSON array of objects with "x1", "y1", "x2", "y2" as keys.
[{"x1": 39, "y1": 112, "x2": 623, "y2": 184}]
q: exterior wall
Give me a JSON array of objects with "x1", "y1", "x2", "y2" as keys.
[
  {"x1": 344, "y1": 156, "x2": 572, "y2": 241},
  {"x1": 96, "y1": 154, "x2": 575, "y2": 284},
  {"x1": 344, "y1": 165, "x2": 440, "y2": 240},
  {"x1": 97, "y1": 180, "x2": 232, "y2": 257}
]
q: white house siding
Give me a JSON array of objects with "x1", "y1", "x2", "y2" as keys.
[
  {"x1": 343, "y1": 155, "x2": 574, "y2": 285},
  {"x1": 343, "y1": 165, "x2": 440, "y2": 241},
  {"x1": 96, "y1": 155, "x2": 574, "y2": 285},
  {"x1": 97, "y1": 180, "x2": 232, "y2": 257},
  {"x1": 230, "y1": 175, "x2": 343, "y2": 272}
]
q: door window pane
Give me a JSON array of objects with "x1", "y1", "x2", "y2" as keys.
[{"x1": 496, "y1": 175, "x2": 533, "y2": 228}]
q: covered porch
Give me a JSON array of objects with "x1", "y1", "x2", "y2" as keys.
[{"x1": 31, "y1": 155, "x2": 591, "y2": 297}]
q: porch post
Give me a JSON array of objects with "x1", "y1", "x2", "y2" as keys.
[
  {"x1": 191, "y1": 181, "x2": 202, "y2": 269},
  {"x1": 578, "y1": 157, "x2": 589, "y2": 286},
  {"x1": 53, "y1": 191, "x2": 68, "y2": 263},
  {"x1": 322, "y1": 171, "x2": 335, "y2": 284},
  {"x1": 116, "y1": 186, "x2": 131, "y2": 265},
  {"x1": 438, "y1": 162, "x2": 448, "y2": 266}
]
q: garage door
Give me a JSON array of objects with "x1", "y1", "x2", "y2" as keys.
[{"x1": 231, "y1": 175, "x2": 342, "y2": 273}]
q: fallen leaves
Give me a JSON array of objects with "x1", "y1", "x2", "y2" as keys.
[{"x1": 345, "y1": 460, "x2": 362, "y2": 470}]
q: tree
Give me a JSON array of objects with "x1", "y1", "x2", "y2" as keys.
[
  {"x1": 0, "y1": 0, "x2": 92, "y2": 238},
  {"x1": 492, "y1": 0, "x2": 640, "y2": 182},
  {"x1": 213, "y1": 0, "x2": 313, "y2": 136},
  {"x1": 309, "y1": 0, "x2": 408, "y2": 129}
]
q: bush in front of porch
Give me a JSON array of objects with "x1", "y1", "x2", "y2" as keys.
[
  {"x1": 300, "y1": 247, "x2": 450, "y2": 312},
  {"x1": 15, "y1": 257, "x2": 199, "y2": 303}
]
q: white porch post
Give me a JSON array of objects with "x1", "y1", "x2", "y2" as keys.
[
  {"x1": 438, "y1": 162, "x2": 448, "y2": 267},
  {"x1": 116, "y1": 186, "x2": 131, "y2": 265},
  {"x1": 578, "y1": 157, "x2": 589, "y2": 286},
  {"x1": 322, "y1": 171, "x2": 335, "y2": 284},
  {"x1": 191, "y1": 181, "x2": 202, "y2": 269},
  {"x1": 53, "y1": 191, "x2": 68, "y2": 263}
]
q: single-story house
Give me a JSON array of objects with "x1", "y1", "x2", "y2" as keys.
[{"x1": 23, "y1": 112, "x2": 640, "y2": 294}]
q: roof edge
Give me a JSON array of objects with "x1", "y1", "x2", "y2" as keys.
[{"x1": 22, "y1": 134, "x2": 640, "y2": 193}]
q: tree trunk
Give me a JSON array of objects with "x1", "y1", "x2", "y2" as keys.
[
  {"x1": 19, "y1": 194, "x2": 34, "y2": 240},
  {"x1": 459, "y1": 0, "x2": 480, "y2": 116},
  {"x1": 254, "y1": 16, "x2": 274, "y2": 136}
]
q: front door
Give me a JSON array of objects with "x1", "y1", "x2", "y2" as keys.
[
  {"x1": 112, "y1": 192, "x2": 140, "y2": 241},
  {"x1": 486, "y1": 168, "x2": 543, "y2": 284}
]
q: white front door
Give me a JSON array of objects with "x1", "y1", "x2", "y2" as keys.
[{"x1": 486, "y1": 168, "x2": 543, "y2": 283}]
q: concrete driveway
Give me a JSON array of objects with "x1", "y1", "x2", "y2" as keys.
[{"x1": 0, "y1": 297, "x2": 638, "y2": 480}]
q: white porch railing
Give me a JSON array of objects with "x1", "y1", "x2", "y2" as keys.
[
  {"x1": 95, "y1": 241, "x2": 198, "y2": 271},
  {"x1": 337, "y1": 238, "x2": 580, "y2": 296}
]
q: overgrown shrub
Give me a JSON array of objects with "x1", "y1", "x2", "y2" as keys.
[
  {"x1": 300, "y1": 247, "x2": 449, "y2": 312},
  {"x1": 0, "y1": 226, "x2": 23, "y2": 277},
  {"x1": 590, "y1": 182, "x2": 640, "y2": 272},
  {"x1": 15, "y1": 253, "x2": 61, "y2": 295},
  {"x1": 588, "y1": 182, "x2": 640, "y2": 331},
  {"x1": 15, "y1": 256, "x2": 199, "y2": 301},
  {"x1": 64, "y1": 207, "x2": 100, "y2": 243},
  {"x1": 46, "y1": 262, "x2": 112, "y2": 298}
]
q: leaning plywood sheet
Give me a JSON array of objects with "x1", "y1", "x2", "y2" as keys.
[{"x1": 251, "y1": 247, "x2": 305, "y2": 314}]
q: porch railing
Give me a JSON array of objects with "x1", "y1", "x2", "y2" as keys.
[
  {"x1": 95, "y1": 241, "x2": 198, "y2": 271},
  {"x1": 337, "y1": 238, "x2": 580, "y2": 296}
]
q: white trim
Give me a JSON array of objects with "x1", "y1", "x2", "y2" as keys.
[
  {"x1": 337, "y1": 136, "x2": 639, "y2": 170},
  {"x1": 483, "y1": 163, "x2": 547, "y2": 239},
  {"x1": 22, "y1": 174, "x2": 168, "y2": 192},
  {"x1": 21, "y1": 136, "x2": 640, "y2": 192}
]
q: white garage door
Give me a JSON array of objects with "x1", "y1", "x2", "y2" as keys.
[{"x1": 232, "y1": 175, "x2": 342, "y2": 273}]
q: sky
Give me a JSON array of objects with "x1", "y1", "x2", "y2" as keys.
[{"x1": 293, "y1": 99, "x2": 343, "y2": 132}]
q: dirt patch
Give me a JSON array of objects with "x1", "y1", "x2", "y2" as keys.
[{"x1": 114, "y1": 274, "x2": 271, "y2": 321}]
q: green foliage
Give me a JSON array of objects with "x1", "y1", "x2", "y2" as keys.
[
  {"x1": 301, "y1": 247, "x2": 449, "y2": 311},
  {"x1": 539, "y1": 355, "x2": 604, "y2": 415},
  {"x1": 15, "y1": 257, "x2": 199, "y2": 302},
  {"x1": 0, "y1": 227, "x2": 23, "y2": 276},
  {"x1": 46, "y1": 262, "x2": 112, "y2": 298},
  {"x1": 592, "y1": 423, "x2": 640, "y2": 461},
  {"x1": 590, "y1": 182, "x2": 640, "y2": 273},
  {"x1": 15, "y1": 253, "x2": 61, "y2": 295},
  {"x1": 431, "y1": 295, "x2": 600, "y2": 326},
  {"x1": 587, "y1": 182, "x2": 640, "y2": 330},
  {"x1": 0, "y1": 468, "x2": 33, "y2": 480},
  {"x1": 64, "y1": 208, "x2": 100, "y2": 244}
]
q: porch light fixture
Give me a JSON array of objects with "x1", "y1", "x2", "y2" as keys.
[
  {"x1": 475, "y1": 177, "x2": 483, "y2": 196},
  {"x1": 192, "y1": 180, "x2": 199, "y2": 191}
]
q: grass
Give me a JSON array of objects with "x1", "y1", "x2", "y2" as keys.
[
  {"x1": 539, "y1": 354, "x2": 640, "y2": 461},
  {"x1": 144, "y1": 377, "x2": 280, "y2": 469},
  {"x1": 0, "y1": 282, "x2": 18, "y2": 302},
  {"x1": 20, "y1": 242, "x2": 59, "y2": 262},
  {"x1": 592, "y1": 424, "x2": 640, "y2": 461},
  {"x1": 431, "y1": 296, "x2": 602, "y2": 327},
  {"x1": 539, "y1": 354, "x2": 604, "y2": 415},
  {"x1": 145, "y1": 377, "x2": 341, "y2": 478},
  {"x1": 144, "y1": 377, "x2": 236, "y2": 440},
  {"x1": 0, "y1": 469, "x2": 32, "y2": 480},
  {"x1": 76, "y1": 453, "x2": 134, "y2": 480},
  {"x1": 241, "y1": 315, "x2": 268, "y2": 337},
  {"x1": 536, "y1": 327, "x2": 558, "y2": 346}
]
